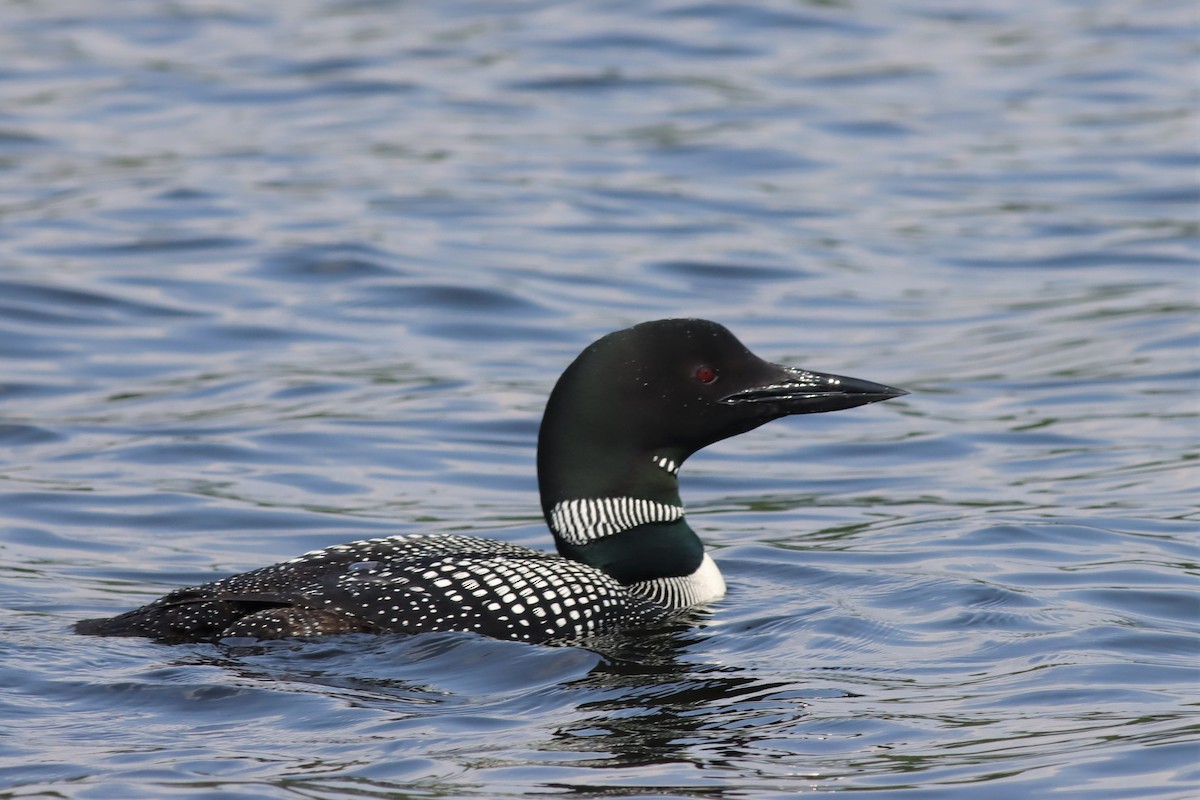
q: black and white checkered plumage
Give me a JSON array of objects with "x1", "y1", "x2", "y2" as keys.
[{"x1": 77, "y1": 535, "x2": 663, "y2": 643}]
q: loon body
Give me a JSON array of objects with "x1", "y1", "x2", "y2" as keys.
[{"x1": 75, "y1": 319, "x2": 905, "y2": 644}]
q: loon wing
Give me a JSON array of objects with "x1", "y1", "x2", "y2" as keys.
[{"x1": 75, "y1": 534, "x2": 661, "y2": 643}]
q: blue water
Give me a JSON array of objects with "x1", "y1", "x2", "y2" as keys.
[{"x1": 1, "y1": 1, "x2": 1196, "y2": 798}]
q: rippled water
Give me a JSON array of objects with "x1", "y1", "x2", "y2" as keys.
[{"x1": 1, "y1": 1, "x2": 1196, "y2": 798}]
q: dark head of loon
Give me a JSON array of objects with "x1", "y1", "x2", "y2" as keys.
[
  {"x1": 74, "y1": 317, "x2": 905, "y2": 644},
  {"x1": 537, "y1": 318, "x2": 906, "y2": 593}
]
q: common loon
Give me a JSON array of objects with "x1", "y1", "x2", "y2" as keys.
[{"x1": 75, "y1": 318, "x2": 905, "y2": 644}]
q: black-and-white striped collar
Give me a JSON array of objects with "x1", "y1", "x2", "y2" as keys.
[{"x1": 549, "y1": 496, "x2": 684, "y2": 546}]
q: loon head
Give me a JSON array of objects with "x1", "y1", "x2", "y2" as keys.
[{"x1": 536, "y1": 318, "x2": 906, "y2": 593}]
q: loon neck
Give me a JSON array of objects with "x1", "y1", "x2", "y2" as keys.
[
  {"x1": 547, "y1": 507, "x2": 725, "y2": 609},
  {"x1": 539, "y1": 442, "x2": 688, "y2": 544},
  {"x1": 537, "y1": 450, "x2": 725, "y2": 610},
  {"x1": 553, "y1": 514, "x2": 700, "y2": 577}
]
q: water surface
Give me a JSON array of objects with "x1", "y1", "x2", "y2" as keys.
[{"x1": 0, "y1": 1, "x2": 1196, "y2": 798}]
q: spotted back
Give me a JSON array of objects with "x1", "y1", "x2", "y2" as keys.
[{"x1": 76, "y1": 535, "x2": 666, "y2": 643}]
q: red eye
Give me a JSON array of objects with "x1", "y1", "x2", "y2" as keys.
[{"x1": 694, "y1": 365, "x2": 717, "y2": 384}]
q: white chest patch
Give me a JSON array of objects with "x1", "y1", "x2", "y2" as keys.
[{"x1": 628, "y1": 552, "x2": 726, "y2": 610}]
